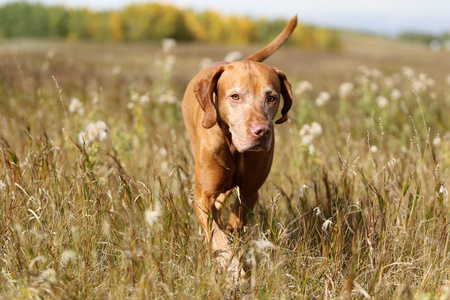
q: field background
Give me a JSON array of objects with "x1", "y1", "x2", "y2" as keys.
[{"x1": 1, "y1": 30, "x2": 450, "y2": 299}]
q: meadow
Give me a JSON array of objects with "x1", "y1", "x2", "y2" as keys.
[{"x1": 1, "y1": 34, "x2": 450, "y2": 299}]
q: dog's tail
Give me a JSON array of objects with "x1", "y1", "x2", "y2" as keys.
[{"x1": 245, "y1": 15, "x2": 297, "y2": 62}]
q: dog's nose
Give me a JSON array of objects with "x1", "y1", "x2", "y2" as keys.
[{"x1": 251, "y1": 123, "x2": 270, "y2": 137}]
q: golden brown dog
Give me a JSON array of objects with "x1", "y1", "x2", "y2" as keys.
[{"x1": 182, "y1": 16, "x2": 297, "y2": 275}]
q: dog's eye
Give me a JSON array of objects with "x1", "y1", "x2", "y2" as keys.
[
  {"x1": 231, "y1": 94, "x2": 240, "y2": 100},
  {"x1": 267, "y1": 96, "x2": 276, "y2": 102}
]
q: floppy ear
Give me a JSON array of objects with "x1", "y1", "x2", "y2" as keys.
[
  {"x1": 274, "y1": 68, "x2": 293, "y2": 124},
  {"x1": 193, "y1": 65, "x2": 225, "y2": 129}
]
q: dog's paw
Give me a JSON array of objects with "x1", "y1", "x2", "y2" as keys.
[{"x1": 214, "y1": 249, "x2": 246, "y2": 281}]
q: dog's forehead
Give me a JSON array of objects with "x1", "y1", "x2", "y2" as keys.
[{"x1": 219, "y1": 61, "x2": 280, "y2": 87}]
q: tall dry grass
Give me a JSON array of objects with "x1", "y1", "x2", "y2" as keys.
[{"x1": 1, "y1": 38, "x2": 450, "y2": 299}]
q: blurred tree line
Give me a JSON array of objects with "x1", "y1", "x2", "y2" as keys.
[
  {"x1": 0, "y1": 1, "x2": 341, "y2": 50},
  {"x1": 398, "y1": 31, "x2": 450, "y2": 45}
]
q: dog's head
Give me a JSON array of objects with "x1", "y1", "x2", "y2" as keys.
[{"x1": 194, "y1": 61, "x2": 293, "y2": 152}]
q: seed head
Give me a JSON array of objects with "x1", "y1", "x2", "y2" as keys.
[
  {"x1": 315, "y1": 91, "x2": 330, "y2": 106},
  {"x1": 69, "y1": 97, "x2": 84, "y2": 116},
  {"x1": 78, "y1": 121, "x2": 109, "y2": 145}
]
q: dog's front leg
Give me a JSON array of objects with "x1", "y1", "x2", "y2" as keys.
[
  {"x1": 194, "y1": 186, "x2": 244, "y2": 277},
  {"x1": 226, "y1": 190, "x2": 259, "y2": 233},
  {"x1": 194, "y1": 163, "x2": 244, "y2": 278},
  {"x1": 193, "y1": 187, "x2": 230, "y2": 252}
]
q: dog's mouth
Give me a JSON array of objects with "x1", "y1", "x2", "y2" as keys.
[
  {"x1": 227, "y1": 130, "x2": 272, "y2": 152},
  {"x1": 247, "y1": 144, "x2": 270, "y2": 152}
]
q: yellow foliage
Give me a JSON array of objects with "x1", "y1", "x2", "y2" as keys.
[
  {"x1": 184, "y1": 11, "x2": 208, "y2": 42},
  {"x1": 109, "y1": 11, "x2": 124, "y2": 42},
  {"x1": 198, "y1": 11, "x2": 226, "y2": 43},
  {"x1": 224, "y1": 16, "x2": 259, "y2": 44},
  {"x1": 291, "y1": 23, "x2": 315, "y2": 48}
]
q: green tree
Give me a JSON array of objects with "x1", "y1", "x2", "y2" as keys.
[
  {"x1": 47, "y1": 6, "x2": 69, "y2": 37},
  {"x1": 87, "y1": 12, "x2": 112, "y2": 41},
  {"x1": 66, "y1": 8, "x2": 91, "y2": 40},
  {"x1": 0, "y1": 2, "x2": 48, "y2": 37},
  {"x1": 257, "y1": 18, "x2": 290, "y2": 44}
]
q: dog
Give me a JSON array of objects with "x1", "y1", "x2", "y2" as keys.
[{"x1": 182, "y1": 16, "x2": 296, "y2": 276}]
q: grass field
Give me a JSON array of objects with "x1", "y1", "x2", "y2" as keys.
[{"x1": 1, "y1": 34, "x2": 450, "y2": 299}]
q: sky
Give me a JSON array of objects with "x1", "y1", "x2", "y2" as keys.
[{"x1": 2, "y1": 0, "x2": 450, "y2": 36}]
